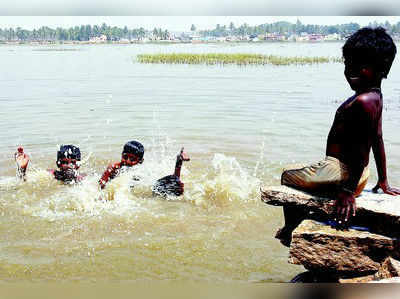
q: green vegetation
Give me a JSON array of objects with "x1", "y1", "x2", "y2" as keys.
[
  {"x1": 0, "y1": 23, "x2": 147, "y2": 42},
  {"x1": 137, "y1": 53, "x2": 342, "y2": 66},
  {"x1": 33, "y1": 48, "x2": 81, "y2": 51},
  {"x1": 0, "y1": 20, "x2": 399, "y2": 42},
  {"x1": 201, "y1": 21, "x2": 362, "y2": 38}
]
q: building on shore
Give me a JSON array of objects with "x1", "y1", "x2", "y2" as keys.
[{"x1": 89, "y1": 34, "x2": 107, "y2": 43}]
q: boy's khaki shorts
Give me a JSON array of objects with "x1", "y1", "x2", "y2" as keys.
[{"x1": 281, "y1": 156, "x2": 369, "y2": 197}]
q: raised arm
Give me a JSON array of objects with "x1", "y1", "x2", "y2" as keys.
[
  {"x1": 15, "y1": 147, "x2": 30, "y2": 181},
  {"x1": 372, "y1": 111, "x2": 400, "y2": 195},
  {"x1": 174, "y1": 147, "x2": 190, "y2": 178}
]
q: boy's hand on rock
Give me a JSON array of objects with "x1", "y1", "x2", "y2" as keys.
[
  {"x1": 333, "y1": 191, "x2": 356, "y2": 225},
  {"x1": 372, "y1": 180, "x2": 400, "y2": 195}
]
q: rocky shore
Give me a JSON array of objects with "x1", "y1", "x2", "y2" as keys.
[{"x1": 261, "y1": 185, "x2": 400, "y2": 283}]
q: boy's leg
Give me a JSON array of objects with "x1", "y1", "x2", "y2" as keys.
[
  {"x1": 277, "y1": 157, "x2": 370, "y2": 246},
  {"x1": 275, "y1": 205, "x2": 308, "y2": 247},
  {"x1": 278, "y1": 158, "x2": 342, "y2": 246},
  {"x1": 281, "y1": 157, "x2": 369, "y2": 194},
  {"x1": 354, "y1": 167, "x2": 370, "y2": 197}
]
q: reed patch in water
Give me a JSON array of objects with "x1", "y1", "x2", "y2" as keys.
[
  {"x1": 33, "y1": 48, "x2": 81, "y2": 51},
  {"x1": 137, "y1": 53, "x2": 342, "y2": 66}
]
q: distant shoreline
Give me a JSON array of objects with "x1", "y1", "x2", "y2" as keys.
[{"x1": 0, "y1": 40, "x2": 346, "y2": 46}]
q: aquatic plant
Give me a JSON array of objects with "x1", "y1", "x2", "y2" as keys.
[
  {"x1": 137, "y1": 53, "x2": 343, "y2": 66},
  {"x1": 33, "y1": 48, "x2": 81, "y2": 51}
]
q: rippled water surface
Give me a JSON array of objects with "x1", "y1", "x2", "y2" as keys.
[{"x1": 1, "y1": 42, "x2": 400, "y2": 282}]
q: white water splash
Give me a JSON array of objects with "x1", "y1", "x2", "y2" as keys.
[{"x1": 186, "y1": 153, "x2": 261, "y2": 207}]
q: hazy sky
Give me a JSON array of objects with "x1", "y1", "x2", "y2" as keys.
[
  {"x1": 2, "y1": 0, "x2": 400, "y2": 16},
  {"x1": 1, "y1": 16, "x2": 400, "y2": 31}
]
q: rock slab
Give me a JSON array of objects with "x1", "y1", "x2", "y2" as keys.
[
  {"x1": 375, "y1": 257, "x2": 400, "y2": 280},
  {"x1": 289, "y1": 220, "x2": 400, "y2": 277},
  {"x1": 261, "y1": 185, "x2": 400, "y2": 238},
  {"x1": 339, "y1": 258, "x2": 400, "y2": 283}
]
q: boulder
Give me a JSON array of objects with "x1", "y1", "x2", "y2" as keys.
[
  {"x1": 261, "y1": 185, "x2": 400, "y2": 238},
  {"x1": 289, "y1": 220, "x2": 400, "y2": 277},
  {"x1": 339, "y1": 257, "x2": 400, "y2": 283},
  {"x1": 375, "y1": 257, "x2": 400, "y2": 280},
  {"x1": 339, "y1": 275, "x2": 375, "y2": 283},
  {"x1": 369, "y1": 277, "x2": 400, "y2": 283}
]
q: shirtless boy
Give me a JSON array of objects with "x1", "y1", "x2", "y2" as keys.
[
  {"x1": 14, "y1": 144, "x2": 84, "y2": 183},
  {"x1": 99, "y1": 140, "x2": 144, "y2": 189},
  {"x1": 50, "y1": 144, "x2": 84, "y2": 183},
  {"x1": 279, "y1": 27, "x2": 400, "y2": 244}
]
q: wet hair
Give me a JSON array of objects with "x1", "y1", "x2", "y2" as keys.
[
  {"x1": 56, "y1": 144, "x2": 81, "y2": 167},
  {"x1": 122, "y1": 140, "x2": 144, "y2": 160},
  {"x1": 343, "y1": 27, "x2": 397, "y2": 78}
]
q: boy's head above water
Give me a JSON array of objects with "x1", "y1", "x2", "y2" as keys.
[
  {"x1": 121, "y1": 140, "x2": 144, "y2": 167},
  {"x1": 342, "y1": 27, "x2": 396, "y2": 92},
  {"x1": 56, "y1": 144, "x2": 81, "y2": 170}
]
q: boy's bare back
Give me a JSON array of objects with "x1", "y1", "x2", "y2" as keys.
[{"x1": 326, "y1": 90, "x2": 382, "y2": 185}]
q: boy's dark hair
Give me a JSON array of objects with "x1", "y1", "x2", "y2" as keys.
[
  {"x1": 57, "y1": 145, "x2": 81, "y2": 161},
  {"x1": 343, "y1": 27, "x2": 397, "y2": 78},
  {"x1": 56, "y1": 144, "x2": 81, "y2": 167},
  {"x1": 122, "y1": 140, "x2": 144, "y2": 160}
]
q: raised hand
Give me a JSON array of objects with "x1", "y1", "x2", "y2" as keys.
[
  {"x1": 15, "y1": 147, "x2": 30, "y2": 180},
  {"x1": 179, "y1": 147, "x2": 190, "y2": 161}
]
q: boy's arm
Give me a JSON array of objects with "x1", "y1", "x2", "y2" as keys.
[
  {"x1": 99, "y1": 166, "x2": 111, "y2": 189},
  {"x1": 334, "y1": 99, "x2": 374, "y2": 223},
  {"x1": 19, "y1": 154, "x2": 30, "y2": 170},
  {"x1": 15, "y1": 152, "x2": 30, "y2": 172},
  {"x1": 334, "y1": 161, "x2": 365, "y2": 224},
  {"x1": 372, "y1": 113, "x2": 400, "y2": 195},
  {"x1": 99, "y1": 163, "x2": 118, "y2": 189}
]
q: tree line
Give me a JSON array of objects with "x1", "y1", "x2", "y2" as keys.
[
  {"x1": 1, "y1": 20, "x2": 399, "y2": 42},
  {"x1": 0, "y1": 23, "x2": 147, "y2": 41},
  {"x1": 199, "y1": 21, "x2": 360, "y2": 37},
  {"x1": 200, "y1": 20, "x2": 400, "y2": 38}
]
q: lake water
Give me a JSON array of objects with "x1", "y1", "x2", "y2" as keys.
[{"x1": 1, "y1": 42, "x2": 400, "y2": 282}]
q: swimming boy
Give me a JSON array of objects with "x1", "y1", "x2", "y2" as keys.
[
  {"x1": 279, "y1": 27, "x2": 400, "y2": 243},
  {"x1": 49, "y1": 144, "x2": 84, "y2": 183},
  {"x1": 99, "y1": 140, "x2": 144, "y2": 189},
  {"x1": 14, "y1": 144, "x2": 83, "y2": 183},
  {"x1": 14, "y1": 146, "x2": 29, "y2": 181},
  {"x1": 152, "y1": 147, "x2": 190, "y2": 196}
]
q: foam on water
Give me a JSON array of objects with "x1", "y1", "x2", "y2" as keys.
[
  {"x1": 186, "y1": 153, "x2": 261, "y2": 208},
  {"x1": 1, "y1": 148, "x2": 262, "y2": 221},
  {"x1": 0, "y1": 133, "x2": 291, "y2": 282}
]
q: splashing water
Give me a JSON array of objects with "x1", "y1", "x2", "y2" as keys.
[
  {"x1": 186, "y1": 153, "x2": 261, "y2": 208},
  {"x1": 2, "y1": 141, "x2": 262, "y2": 217},
  {"x1": 0, "y1": 137, "x2": 293, "y2": 282}
]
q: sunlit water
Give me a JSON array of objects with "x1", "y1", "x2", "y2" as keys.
[{"x1": 1, "y1": 42, "x2": 400, "y2": 282}]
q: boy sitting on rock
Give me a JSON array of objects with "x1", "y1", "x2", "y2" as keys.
[{"x1": 279, "y1": 27, "x2": 400, "y2": 244}]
